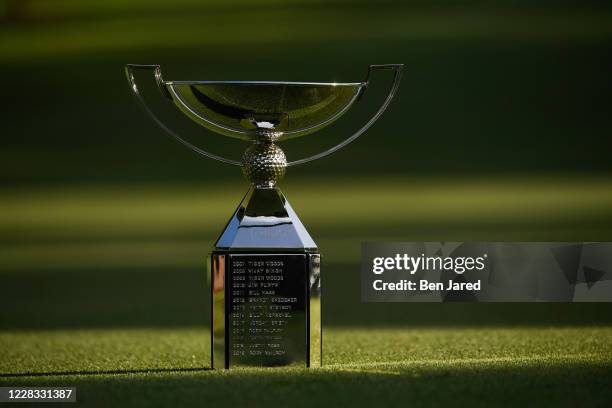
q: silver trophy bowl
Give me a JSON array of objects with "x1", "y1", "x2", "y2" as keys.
[
  {"x1": 125, "y1": 64, "x2": 403, "y2": 369},
  {"x1": 164, "y1": 80, "x2": 366, "y2": 141},
  {"x1": 126, "y1": 64, "x2": 402, "y2": 171}
]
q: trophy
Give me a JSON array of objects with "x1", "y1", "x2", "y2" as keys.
[{"x1": 125, "y1": 63, "x2": 403, "y2": 368}]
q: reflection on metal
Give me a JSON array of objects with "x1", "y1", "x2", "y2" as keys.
[
  {"x1": 124, "y1": 63, "x2": 403, "y2": 167},
  {"x1": 211, "y1": 251, "x2": 318, "y2": 368},
  {"x1": 212, "y1": 188, "x2": 319, "y2": 368},
  {"x1": 126, "y1": 63, "x2": 402, "y2": 369},
  {"x1": 124, "y1": 64, "x2": 241, "y2": 166},
  {"x1": 211, "y1": 253, "x2": 226, "y2": 369},
  {"x1": 166, "y1": 81, "x2": 364, "y2": 142},
  {"x1": 215, "y1": 187, "x2": 316, "y2": 251},
  {"x1": 225, "y1": 253, "x2": 308, "y2": 367},
  {"x1": 308, "y1": 254, "x2": 322, "y2": 367}
]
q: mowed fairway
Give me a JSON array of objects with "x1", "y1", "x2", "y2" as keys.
[
  {"x1": 0, "y1": 328, "x2": 611, "y2": 407},
  {"x1": 2, "y1": 1, "x2": 612, "y2": 405},
  {"x1": 1, "y1": 178, "x2": 612, "y2": 406}
]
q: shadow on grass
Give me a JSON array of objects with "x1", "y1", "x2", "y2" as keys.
[
  {"x1": 0, "y1": 367, "x2": 210, "y2": 379},
  {"x1": 0, "y1": 267, "x2": 210, "y2": 329},
  {"x1": 3, "y1": 265, "x2": 612, "y2": 329},
  {"x1": 0, "y1": 360, "x2": 610, "y2": 408}
]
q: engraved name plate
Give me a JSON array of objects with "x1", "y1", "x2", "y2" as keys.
[{"x1": 228, "y1": 254, "x2": 307, "y2": 367}]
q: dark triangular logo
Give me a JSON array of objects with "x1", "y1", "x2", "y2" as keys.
[
  {"x1": 583, "y1": 266, "x2": 606, "y2": 289},
  {"x1": 551, "y1": 244, "x2": 583, "y2": 285}
]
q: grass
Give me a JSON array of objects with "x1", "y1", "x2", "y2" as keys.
[
  {"x1": 3, "y1": 4, "x2": 611, "y2": 63},
  {"x1": 2, "y1": 177, "x2": 611, "y2": 403},
  {"x1": 2, "y1": 177, "x2": 612, "y2": 330},
  {"x1": 1, "y1": 327, "x2": 611, "y2": 407},
  {"x1": 2, "y1": 2, "x2": 612, "y2": 404},
  {"x1": 3, "y1": 2, "x2": 612, "y2": 183},
  {"x1": 2, "y1": 175, "x2": 612, "y2": 258}
]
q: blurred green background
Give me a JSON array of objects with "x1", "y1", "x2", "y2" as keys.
[
  {"x1": 1, "y1": 0, "x2": 612, "y2": 333},
  {"x1": 1, "y1": 2, "x2": 612, "y2": 406}
]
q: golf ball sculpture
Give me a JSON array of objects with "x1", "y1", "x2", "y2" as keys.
[{"x1": 125, "y1": 64, "x2": 403, "y2": 368}]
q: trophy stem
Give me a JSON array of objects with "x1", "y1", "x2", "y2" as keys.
[{"x1": 241, "y1": 139, "x2": 287, "y2": 189}]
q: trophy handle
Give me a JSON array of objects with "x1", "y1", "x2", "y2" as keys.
[
  {"x1": 125, "y1": 64, "x2": 242, "y2": 166},
  {"x1": 286, "y1": 64, "x2": 403, "y2": 167}
]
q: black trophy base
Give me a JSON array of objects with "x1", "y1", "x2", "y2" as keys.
[{"x1": 210, "y1": 251, "x2": 321, "y2": 368}]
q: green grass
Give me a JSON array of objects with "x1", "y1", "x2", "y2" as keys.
[
  {"x1": 1, "y1": 327, "x2": 611, "y2": 407},
  {"x1": 2, "y1": 175, "x2": 612, "y2": 269},
  {"x1": 2, "y1": 178, "x2": 612, "y2": 329},
  {"x1": 3, "y1": 4, "x2": 611, "y2": 63},
  {"x1": 2, "y1": 2, "x2": 612, "y2": 405}
]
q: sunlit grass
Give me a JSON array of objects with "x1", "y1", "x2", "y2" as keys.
[
  {"x1": 1, "y1": 327, "x2": 610, "y2": 375},
  {"x1": 3, "y1": 176, "x2": 612, "y2": 233},
  {"x1": 1, "y1": 4, "x2": 611, "y2": 63},
  {"x1": 1, "y1": 176, "x2": 611, "y2": 270},
  {"x1": 1, "y1": 327, "x2": 610, "y2": 408}
]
